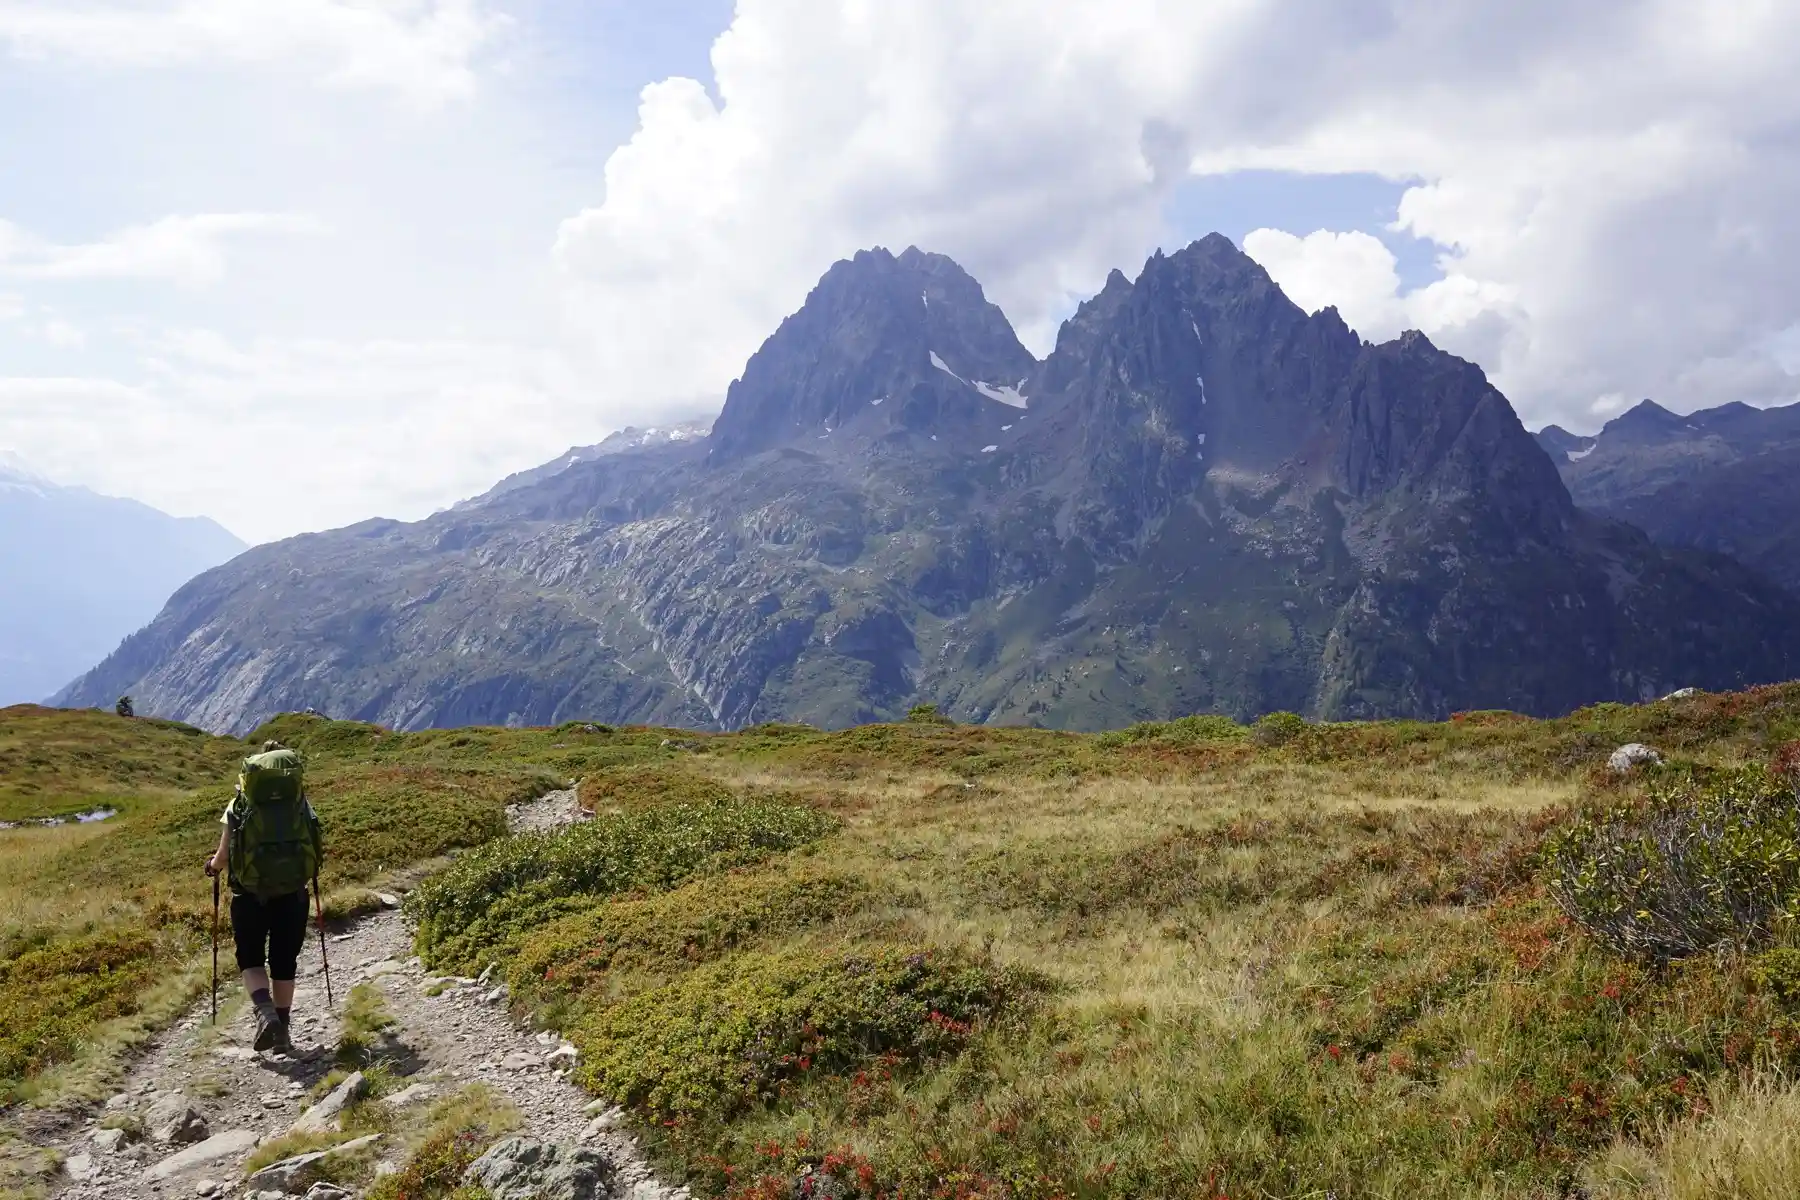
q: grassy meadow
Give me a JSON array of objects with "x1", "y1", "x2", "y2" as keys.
[{"x1": 6, "y1": 690, "x2": 1800, "y2": 1198}]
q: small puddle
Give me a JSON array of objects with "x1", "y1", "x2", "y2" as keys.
[{"x1": 0, "y1": 807, "x2": 118, "y2": 830}]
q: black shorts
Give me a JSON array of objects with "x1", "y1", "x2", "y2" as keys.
[{"x1": 230, "y1": 889, "x2": 309, "y2": 980}]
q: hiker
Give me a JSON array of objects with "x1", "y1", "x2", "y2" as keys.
[{"x1": 204, "y1": 740, "x2": 324, "y2": 1054}]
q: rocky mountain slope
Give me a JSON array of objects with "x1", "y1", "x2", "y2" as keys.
[
  {"x1": 0, "y1": 457, "x2": 245, "y2": 706},
  {"x1": 58, "y1": 237, "x2": 1800, "y2": 733},
  {"x1": 1536, "y1": 398, "x2": 1800, "y2": 592}
]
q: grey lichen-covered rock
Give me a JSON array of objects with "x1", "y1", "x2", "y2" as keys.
[
  {"x1": 146, "y1": 1093, "x2": 209, "y2": 1145},
  {"x1": 140, "y1": 1129, "x2": 262, "y2": 1181},
  {"x1": 291, "y1": 1071, "x2": 365, "y2": 1134},
  {"x1": 1608, "y1": 743, "x2": 1663, "y2": 773},
  {"x1": 245, "y1": 1132, "x2": 381, "y2": 1191},
  {"x1": 462, "y1": 1136, "x2": 619, "y2": 1200}
]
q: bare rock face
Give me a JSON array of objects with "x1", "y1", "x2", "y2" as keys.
[{"x1": 59, "y1": 237, "x2": 1800, "y2": 734}]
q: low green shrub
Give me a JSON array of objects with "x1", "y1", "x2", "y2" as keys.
[
  {"x1": 576, "y1": 767, "x2": 733, "y2": 814},
  {"x1": 1251, "y1": 711, "x2": 1309, "y2": 747},
  {"x1": 407, "y1": 794, "x2": 837, "y2": 972},
  {"x1": 907, "y1": 704, "x2": 953, "y2": 726},
  {"x1": 1547, "y1": 765, "x2": 1800, "y2": 962},
  {"x1": 0, "y1": 928, "x2": 165, "y2": 1092},
  {"x1": 509, "y1": 867, "x2": 869, "y2": 1002},
  {"x1": 1098, "y1": 714, "x2": 1249, "y2": 749},
  {"x1": 573, "y1": 945, "x2": 1037, "y2": 1124}
]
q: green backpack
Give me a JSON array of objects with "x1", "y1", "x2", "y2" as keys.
[{"x1": 227, "y1": 748, "x2": 323, "y2": 898}]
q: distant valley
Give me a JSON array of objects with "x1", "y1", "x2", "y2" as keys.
[{"x1": 0, "y1": 456, "x2": 245, "y2": 706}]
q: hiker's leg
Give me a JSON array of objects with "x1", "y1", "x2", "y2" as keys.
[
  {"x1": 229, "y1": 892, "x2": 270, "y2": 993},
  {"x1": 266, "y1": 890, "x2": 309, "y2": 1014},
  {"x1": 230, "y1": 891, "x2": 285, "y2": 1049}
]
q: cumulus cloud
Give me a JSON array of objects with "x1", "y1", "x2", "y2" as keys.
[
  {"x1": 556, "y1": 0, "x2": 1800, "y2": 434},
  {"x1": 0, "y1": 214, "x2": 324, "y2": 286},
  {"x1": 0, "y1": 0, "x2": 506, "y2": 106}
]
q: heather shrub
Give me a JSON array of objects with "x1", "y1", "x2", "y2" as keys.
[
  {"x1": 1547, "y1": 765, "x2": 1800, "y2": 962},
  {"x1": 1252, "y1": 710, "x2": 1309, "y2": 747},
  {"x1": 576, "y1": 766, "x2": 734, "y2": 814},
  {"x1": 573, "y1": 944, "x2": 1037, "y2": 1124},
  {"x1": 407, "y1": 794, "x2": 837, "y2": 972},
  {"x1": 508, "y1": 867, "x2": 869, "y2": 1002}
]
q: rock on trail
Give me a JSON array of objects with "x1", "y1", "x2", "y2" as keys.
[{"x1": 39, "y1": 788, "x2": 685, "y2": 1200}]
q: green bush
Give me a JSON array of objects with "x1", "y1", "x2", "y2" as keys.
[
  {"x1": 907, "y1": 704, "x2": 953, "y2": 726},
  {"x1": 509, "y1": 867, "x2": 868, "y2": 1002},
  {"x1": 1547, "y1": 765, "x2": 1800, "y2": 962},
  {"x1": 573, "y1": 945, "x2": 1036, "y2": 1123},
  {"x1": 576, "y1": 766, "x2": 734, "y2": 814},
  {"x1": 1252, "y1": 711, "x2": 1309, "y2": 747},
  {"x1": 407, "y1": 794, "x2": 837, "y2": 972},
  {"x1": 0, "y1": 928, "x2": 164, "y2": 1090}
]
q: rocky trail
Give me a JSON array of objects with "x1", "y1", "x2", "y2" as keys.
[{"x1": 36, "y1": 790, "x2": 685, "y2": 1200}]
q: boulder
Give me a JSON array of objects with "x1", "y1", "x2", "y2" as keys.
[
  {"x1": 90, "y1": 1127, "x2": 129, "y2": 1153},
  {"x1": 146, "y1": 1093, "x2": 209, "y2": 1145},
  {"x1": 292, "y1": 1071, "x2": 365, "y2": 1134},
  {"x1": 1608, "y1": 743, "x2": 1663, "y2": 774},
  {"x1": 462, "y1": 1136, "x2": 618, "y2": 1200},
  {"x1": 245, "y1": 1132, "x2": 381, "y2": 1191},
  {"x1": 1663, "y1": 687, "x2": 1699, "y2": 700},
  {"x1": 63, "y1": 1152, "x2": 100, "y2": 1181},
  {"x1": 141, "y1": 1130, "x2": 262, "y2": 1181}
]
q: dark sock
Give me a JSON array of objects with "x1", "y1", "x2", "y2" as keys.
[
  {"x1": 277, "y1": 1007, "x2": 290, "y2": 1024},
  {"x1": 251, "y1": 987, "x2": 272, "y2": 1008}
]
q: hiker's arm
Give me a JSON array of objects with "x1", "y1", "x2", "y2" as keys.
[{"x1": 205, "y1": 820, "x2": 229, "y2": 876}]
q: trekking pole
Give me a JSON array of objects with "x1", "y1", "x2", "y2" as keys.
[
  {"x1": 210, "y1": 872, "x2": 220, "y2": 1025},
  {"x1": 313, "y1": 871, "x2": 335, "y2": 1008}
]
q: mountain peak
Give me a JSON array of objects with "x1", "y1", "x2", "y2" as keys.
[
  {"x1": 0, "y1": 448, "x2": 52, "y2": 488},
  {"x1": 708, "y1": 248, "x2": 1035, "y2": 461},
  {"x1": 1597, "y1": 398, "x2": 1688, "y2": 445}
]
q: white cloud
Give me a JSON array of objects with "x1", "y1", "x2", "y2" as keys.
[
  {"x1": 0, "y1": 330, "x2": 587, "y2": 543},
  {"x1": 0, "y1": 213, "x2": 324, "y2": 286},
  {"x1": 0, "y1": 0, "x2": 507, "y2": 107},
  {"x1": 552, "y1": 0, "x2": 1800, "y2": 435},
  {"x1": 1243, "y1": 226, "x2": 1526, "y2": 371}
]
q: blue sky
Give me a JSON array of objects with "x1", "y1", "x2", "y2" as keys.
[{"x1": 2, "y1": 1, "x2": 1797, "y2": 543}]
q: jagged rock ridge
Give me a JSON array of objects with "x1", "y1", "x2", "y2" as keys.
[
  {"x1": 57, "y1": 237, "x2": 1800, "y2": 732},
  {"x1": 1536, "y1": 398, "x2": 1800, "y2": 593}
]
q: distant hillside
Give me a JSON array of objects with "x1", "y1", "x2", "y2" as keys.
[
  {"x1": 1537, "y1": 398, "x2": 1800, "y2": 592},
  {"x1": 0, "y1": 457, "x2": 245, "y2": 705}
]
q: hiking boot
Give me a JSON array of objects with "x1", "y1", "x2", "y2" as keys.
[
  {"x1": 252, "y1": 1001, "x2": 283, "y2": 1052},
  {"x1": 273, "y1": 1014, "x2": 295, "y2": 1055}
]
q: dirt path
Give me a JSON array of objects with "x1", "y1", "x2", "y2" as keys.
[{"x1": 42, "y1": 790, "x2": 686, "y2": 1200}]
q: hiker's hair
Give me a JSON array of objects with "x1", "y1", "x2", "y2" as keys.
[{"x1": 263, "y1": 740, "x2": 285, "y2": 752}]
